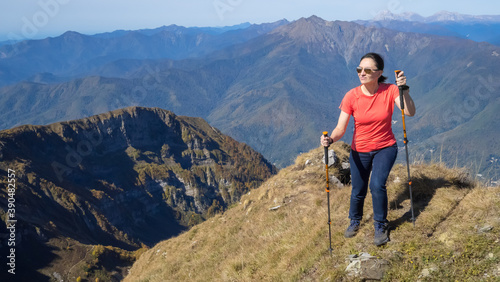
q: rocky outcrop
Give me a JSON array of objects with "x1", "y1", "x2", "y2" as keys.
[{"x1": 0, "y1": 107, "x2": 276, "y2": 250}]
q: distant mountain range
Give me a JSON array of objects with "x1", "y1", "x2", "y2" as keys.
[
  {"x1": 358, "y1": 10, "x2": 500, "y2": 45},
  {"x1": 0, "y1": 12, "x2": 499, "y2": 180},
  {"x1": 0, "y1": 20, "x2": 289, "y2": 87},
  {"x1": 373, "y1": 10, "x2": 500, "y2": 23}
]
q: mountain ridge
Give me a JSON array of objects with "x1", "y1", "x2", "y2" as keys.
[{"x1": 0, "y1": 106, "x2": 276, "y2": 280}]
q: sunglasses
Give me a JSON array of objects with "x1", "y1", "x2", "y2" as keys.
[{"x1": 356, "y1": 67, "x2": 379, "y2": 74}]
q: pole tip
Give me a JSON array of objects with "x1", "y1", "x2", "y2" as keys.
[{"x1": 322, "y1": 131, "x2": 328, "y2": 136}]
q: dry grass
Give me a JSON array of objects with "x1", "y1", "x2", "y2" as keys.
[{"x1": 125, "y1": 143, "x2": 500, "y2": 281}]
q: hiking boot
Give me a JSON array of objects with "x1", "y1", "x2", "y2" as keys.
[
  {"x1": 374, "y1": 222, "x2": 390, "y2": 246},
  {"x1": 344, "y1": 220, "x2": 360, "y2": 238}
]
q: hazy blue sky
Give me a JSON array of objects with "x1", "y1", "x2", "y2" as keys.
[{"x1": 1, "y1": 0, "x2": 500, "y2": 41}]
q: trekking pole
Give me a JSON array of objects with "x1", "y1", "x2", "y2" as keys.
[
  {"x1": 395, "y1": 70, "x2": 415, "y2": 227},
  {"x1": 323, "y1": 131, "x2": 333, "y2": 254}
]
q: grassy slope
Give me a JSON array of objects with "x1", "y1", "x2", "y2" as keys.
[{"x1": 125, "y1": 142, "x2": 499, "y2": 281}]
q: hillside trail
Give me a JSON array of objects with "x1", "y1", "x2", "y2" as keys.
[{"x1": 66, "y1": 246, "x2": 95, "y2": 279}]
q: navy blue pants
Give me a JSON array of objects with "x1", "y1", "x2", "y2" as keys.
[{"x1": 348, "y1": 144, "x2": 398, "y2": 224}]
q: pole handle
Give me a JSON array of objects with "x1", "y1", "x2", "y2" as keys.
[
  {"x1": 395, "y1": 70, "x2": 409, "y2": 110},
  {"x1": 399, "y1": 85, "x2": 405, "y2": 110},
  {"x1": 323, "y1": 131, "x2": 329, "y2": 164}
]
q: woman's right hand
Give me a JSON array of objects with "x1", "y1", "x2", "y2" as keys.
[{"x1": 321, "y1": 134, "x2": 332, "y2": 147}]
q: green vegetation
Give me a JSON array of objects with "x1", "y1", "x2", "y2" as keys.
[
  {"x1": 125, "y1": 146, "x2": 141, "y2": 160},
  {"x1": 76, "y1": 244, "x2": 149, "y2": 282}
]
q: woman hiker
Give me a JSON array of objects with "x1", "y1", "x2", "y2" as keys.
[{"x1": 320, "y1": 52, "x2": 416, "y2": 246}]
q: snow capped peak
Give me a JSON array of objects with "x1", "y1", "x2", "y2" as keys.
[
  {"x1": 371, "y1": 10, "x2": 500, "y2": 23},
  {"x1": 428, "y1": 11, "x2": 468, "y2": 22},
  {"x1": 372, "y1": 10, "x2": 425, "y2": 22}
]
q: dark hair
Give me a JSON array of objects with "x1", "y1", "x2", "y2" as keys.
[{"x1": 360, "y1": 52, "x2": 387, "y2": 83}]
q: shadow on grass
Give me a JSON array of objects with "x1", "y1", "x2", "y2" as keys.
[{"x1": 389, "y1": 170, "x2": 473, "y2": 232}]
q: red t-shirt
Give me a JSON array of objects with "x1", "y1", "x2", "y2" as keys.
[{"x1": 340, "y1": 83, "x2": 399, "y2": 152}]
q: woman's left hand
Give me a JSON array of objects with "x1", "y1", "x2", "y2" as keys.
[{"x1": 395, "y1": 70, "x2": 407, "y2": 87}]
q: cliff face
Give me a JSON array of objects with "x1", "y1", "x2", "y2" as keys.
[{"x1": 0, "y1": 106, "x2": 276, "y2": 251}]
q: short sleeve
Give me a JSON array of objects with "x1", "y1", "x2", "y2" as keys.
[
  {"x1": 339, "y1": 89, "x2": 355, "y2": 115},
  {"x1": 389, "y1": 84, "x2": 400, "y2": 101}
]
